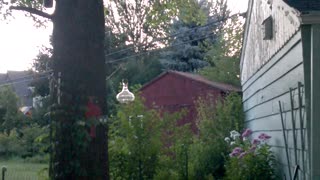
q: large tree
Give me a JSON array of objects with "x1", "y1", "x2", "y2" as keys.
[
  {"x1": 199, "y1": 13, "x2": 245, "y2": 86},
  {"x1": 104, "y1": 0, "x2": 186, "y2": 52},
  {"x1": 1, "y1": 0, "x2": 108, "y2": 179}
]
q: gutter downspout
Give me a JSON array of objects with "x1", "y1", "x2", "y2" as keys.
[{"x1": 300, "y1": 12, "x2": 320, "y2": 180}]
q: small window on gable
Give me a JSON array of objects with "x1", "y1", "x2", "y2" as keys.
[{"x1": 262, "y1": 16, "x2": 273, "y2": 40}]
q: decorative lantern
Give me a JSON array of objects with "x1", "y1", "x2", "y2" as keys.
[{"x1": 116, "y1": 81, "x2": 135, "y2": 103}]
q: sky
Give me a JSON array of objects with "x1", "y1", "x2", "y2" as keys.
[{"x1": 0, "y1": 0, "x2": 248, "y2": 73}]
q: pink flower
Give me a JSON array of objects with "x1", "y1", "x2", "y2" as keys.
[
  {"x1": 239, "y1": 152, "x2": 247, "y2": 159},
  {"x1": 252, "y1": 139, "x2": 260, "y2": 145},
  {"x1": 229, "y1": 152, "x2": 237, "y2": 157},
  {"x1": 242, "y1": 128, "x2": 252, "y2": 138},
  {"x1": 230, "y1": 147, "x2": 243, "y2": 157},
  {"x1": 258, "y1": 133, "x2": 271, "y2": 141},
  {"x1": 233, "y1": 147, "x2": 243, "y2": 153}
]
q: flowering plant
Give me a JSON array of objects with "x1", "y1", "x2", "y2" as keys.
[{"x1": 224, "y1": 129, "x2": 278, "y2": 179}]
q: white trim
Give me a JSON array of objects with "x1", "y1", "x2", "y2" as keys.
[{"x1": 240, "y1": 0, "x2": 253, "y2": 74}]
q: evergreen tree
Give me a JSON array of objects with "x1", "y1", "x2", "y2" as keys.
[{"x1": 159, "y1": 0, "x2": 229, "y2": 72}]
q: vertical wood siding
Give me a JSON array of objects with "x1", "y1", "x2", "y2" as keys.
[{"x1": 241, "y1": 0, "x2": 301, "y2": 84}]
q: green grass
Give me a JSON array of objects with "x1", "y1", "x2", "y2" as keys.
[{"x1": 0, "y1": 160, "x2": 48, "y2": 180}]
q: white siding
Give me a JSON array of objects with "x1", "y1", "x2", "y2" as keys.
[
  {"x1": 242, "y1": 31, "x2": 309, "y2": 179},
  {"x1": 241, "y1": 0, "x2": 301, "y2": 84}
]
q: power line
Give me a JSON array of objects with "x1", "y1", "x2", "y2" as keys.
[
  {"x1": 106, "y1": 64, "x2": 124, "y2": 80},
  {"x1": 0, "y1": 75, "x2": 49, "y2": 88},
  {"x1": 106, "y1": 31, "x2": 217, "y2": 64},
  {"x1": 105, "y1": 12, "x2": 246, "y2": 58},
  {"x1": 2, "y1": 70, "x2": 53, "y2": 83}
]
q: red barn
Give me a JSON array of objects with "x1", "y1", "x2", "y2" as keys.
[{"x1": 140, "y1": 71, "x2": 241, "y2": 133}]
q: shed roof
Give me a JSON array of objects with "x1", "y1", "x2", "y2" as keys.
[
  {"x1": 141, "y1": 71, "x2": 241, "y2": 92},
  {"x1": 285, "y1": 0, "x2": 320, "y2": 12}
]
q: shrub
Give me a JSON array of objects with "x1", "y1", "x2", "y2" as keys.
[
  {"x1": 109, "y1": 95, "x2": 195, "y2": 179},
  {"x1": 0, "y1": 124, "x2": 49, "y2": 159},
  {"x1": 109, "y1": 96, "x2": 182, "y2": 179},
  {"x1": 191, "y1": 93, "x2": 244, "y2": 179},
  {"x1": 225, "y1": 129, "x2": 278, "y2": 180}
]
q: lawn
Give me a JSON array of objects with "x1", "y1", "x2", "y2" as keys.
[{"x1": 0, "y1": 160, "x2": 48, "y2": 180}]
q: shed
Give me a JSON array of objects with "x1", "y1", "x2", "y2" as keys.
[
  {"x1": 241, "y1": 0, "x2": 320, "y2": 179},
  {"x1": 140, "y1": 71, "x2": 241, "y2": 133}
]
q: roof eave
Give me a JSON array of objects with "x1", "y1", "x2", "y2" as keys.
[
  {"x1": 139, "y1": 71, "x2": 169, "y2": 91},
  {"x1": 299, "y1": 12, "x2": 320, "y2": 24}
]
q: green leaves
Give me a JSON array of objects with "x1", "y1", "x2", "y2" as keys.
[
  {"x1": 225, "y1": 131, "x2": 278, "y2": 180},
  {"x1": 0, "y1": 86, "x2": 30, "y2": 134},
  {"x1": 109, "y1": 96, "x2": 163, "y2": 179},
  {"x1": 191, "y1": 93, "x2": 244, "y2": 179},
  {"x1": 0, "y1": 124, "x2": 49, "y2": 159},
  {"x1": 109, "y1": 95, "x2": 191, "y2": 179}
]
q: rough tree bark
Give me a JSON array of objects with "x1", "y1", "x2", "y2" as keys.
[
  {"x1": 50, "y1": 0, "x2": 108, "y2": 179},
  {"x1": 10, "y1": 0, "x2": 109, "y2": 177}
]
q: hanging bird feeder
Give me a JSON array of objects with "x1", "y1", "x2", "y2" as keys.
[{"x1": 116, "y1": 81, "x2": 135, "y2": 103}]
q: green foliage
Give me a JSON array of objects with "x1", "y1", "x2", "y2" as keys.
[
  {"x1": 199, "y1": 15, "x2": 244, "y2": 86},
  {"x1": 198, "y1": 57, "x2": 240, "y2": 86},
  {"x1": 49, "y1": 102, "x2": 95, "y2": 177},
  {"x1": 114, "y1": 58, "x2": 163, "y2": 88},
  {"x1": 159, "y1": 0, "x2": 229, "y2": 72},
  {"x1": 191, "y1": 93, "x2": 244, "y2": 179},
  {"x1": 178, "y1": 0, "x2": 207, "y2": 26},
  {"x1": 109, "y1": 96, "x2": 163, "y2": 179},
  {"x1": 105, "y1": 0, "x2": 178, "y2": 51},
  {"x1": 0, "y1": 0, "x2": 49, "y2": 26},
  {"x1": 225, "y1": 130, "x2": 278, "y2": 180},
  {"x1": 32, "y1": 46, "x2": 52, "y2": 73},
  {"x1": 0, "y1": 124, "x2": 49, "y2": 159},
  {"x1": 106, "y1": 57, "x2": 163, "y2": 115},
  {"x1": 109, "y1": 95, "x2": 193, "y2": 179},
  {"x1": 31, "y1": 46, "x2": 53, "y2": 97},
  {"x1": 0, "y1": 86, "x2": 30, "y2": 134},
  {"x1": 109, "y1": 93, "x2": 245, "y2": 179},
  {"x1": 27, "y1": 96, "x2": 52, "y2": 128}
]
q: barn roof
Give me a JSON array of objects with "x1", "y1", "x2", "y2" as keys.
[
  {"x1": 141, "y1": 71, "x2": 241, "y2": 92},
  {"x1": 285, "y1": 0, "x2": 320, "y2": 12}
]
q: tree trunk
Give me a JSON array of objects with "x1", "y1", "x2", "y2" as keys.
[{"x1": 51, "y1": 0, "x2": 108, "y2": 179}]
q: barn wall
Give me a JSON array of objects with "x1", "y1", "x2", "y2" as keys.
[
  {"x1": 241, "y1": 0, "x2": 301, "y2": 84},
  {"x1": 141, "y1": 73, "x2": 223, "y2": 133},
  {"x1": 242, "y1": 30, "x2": 309, "y2": 179}
]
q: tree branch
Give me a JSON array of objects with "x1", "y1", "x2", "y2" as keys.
[{"x1": 9, "y1": 6, "x2": 53, "y2": 20}]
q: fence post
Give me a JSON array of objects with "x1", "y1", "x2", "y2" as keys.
[{"x1": 2, "y1": 166, "x2": 7, "y2": 180}]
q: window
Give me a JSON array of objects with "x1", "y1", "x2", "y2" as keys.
[{"x1": 262, "y1": 16, "x2": 273, "y2": 40}]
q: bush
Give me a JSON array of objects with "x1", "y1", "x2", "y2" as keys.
[
  {"x1": 109, "y1": 95, "x2": 195, "y2": 179},
  {"x1": 109, "y1": 96, "x2": 177, "y2": 179},
  {"x1": 0, "y1": 124, "x2": 49, "y2": 159},
  {"x1": 225, "y1": 129, "x2": 278, "y2": 180},
  {"x1": 24, "y1": 154, "x2": 49, "y2": 163},
  {"x1": 191, "y1": 93, "x2": 244, "y2": 179}
]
